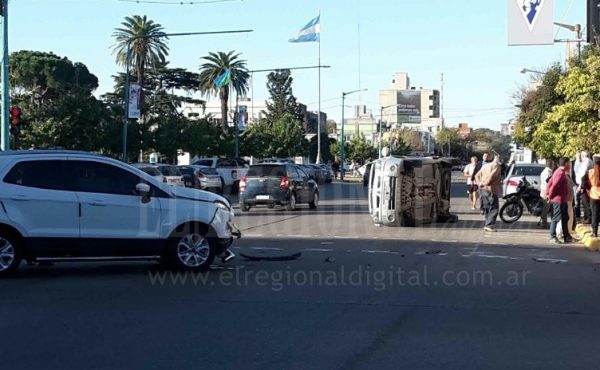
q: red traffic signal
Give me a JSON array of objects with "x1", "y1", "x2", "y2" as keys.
[{"x1": 10, "y1": 106, "x2": 22, "y2": 126}]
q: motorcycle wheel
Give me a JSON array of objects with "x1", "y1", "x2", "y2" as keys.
[{"x1": 500, "y1": 201, "x2": 523, "y2": 223}]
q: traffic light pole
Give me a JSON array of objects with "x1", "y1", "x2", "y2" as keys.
[{"x1": 1, "y1": 0, "x2": 9, "y2": 151}]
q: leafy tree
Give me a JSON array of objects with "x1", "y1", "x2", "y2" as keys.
[
  {"x1": 242, "y1": 113, "x2": 306, "y2": 158},
  {"x1": 514, "y1": 64, "x2": 564, "y2": 147},
  {"x1": 198, "y1": 51, "x2": 250, "y2": 129},
  {"x1": 263, "y1": 69, "x2": 302, "y2": 122},
  {"x1": 347, "y1": 134, "x2": 377, "y2": 163},
  {"x1": 531, "y1": 54, "x2": 600, "y2": 157},
  {"x1": 10, "y1": 50, "x2": 98, "y2": 108},
  {"x1": 9, "y1": 51, "x2": 111, "y2": 151},
  {"x1": 112, "y1": 15, "x2": 169, "y2": 89}
]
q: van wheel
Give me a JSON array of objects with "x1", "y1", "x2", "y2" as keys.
[
  {"x1": 164, "y1": 225, "x2": 215, "y2": 272},
  {"x1": 309, "y1": 191, "x2": 319, "y2": 209},
  {"x1": 0, "y1": 231, "x2": 22, "y2": 277},
  {"x1": 286, "y1": 193, "x2": 297, "y2": 211}
]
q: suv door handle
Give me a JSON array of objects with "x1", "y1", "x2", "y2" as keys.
[
  {"x1": 10, "y1": 195, "x2": 29, "y2": 201},
  {"x1": 89, "y1": 200, "x2": 106, "y2": 207}
]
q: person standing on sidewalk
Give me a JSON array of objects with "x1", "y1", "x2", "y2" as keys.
[
  {"x1": 463, "y1": 156, "x2": 480, "y2": 210},
  {"x1": 475, "y1": 156, "x2": 503, "y2": 232},
  {"x1": 573, "y1": 152, "x2": 582, "y2": 220},
  {"x1": 539, "y1": 159, "x2": 556, "y2": 228},
  {"x1": 577, "y1": 151, "x2": 594, "y2": 223},
  {"x1": 546, "y1": 157, "x2": 573, "y2": 244},
  {"x1": 586, "y1": 157, "x2": 600, "y2": 237}
]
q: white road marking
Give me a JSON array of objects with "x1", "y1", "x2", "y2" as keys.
[
  {"x1": 362, "y1": 250, "x2": 400, "y2": 255},
  {"x1": 301, "y1": 248, "x2": 334, "y2": 252},
  {"x1": 250, "y1": 247, "x2": 283, "y2": 251},
  {"x1": 534, "y1": 258, "x2": 568, "y2": 264}
]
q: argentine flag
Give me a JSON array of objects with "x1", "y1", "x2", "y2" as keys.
[{"x1": 289, "y1": 15, "x2": 320, "y2": 43}]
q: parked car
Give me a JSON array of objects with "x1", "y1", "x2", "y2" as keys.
[
  {"x1": 502, "y1": 163, "x2": 545, "y2": 196},
  {"x1": 258, "y1": 158, "x2": 295, "y2": 164},
  {"x1": 179, "y1": 165, "x2": 223, "y2": 193},
  {"x1": 300, "y1": 164, "x2": 319, "y2": 183},
  {"x1": 156, "y1": 164, "x2": 185, "y2": 187},
  {"x1": 314, "y1": 164, "x2": 333, "y2": 183},
  {"x1": 239, "y1": 163, "x2": 319, "y2": 212},
  {"x1": 191, "y1": 157, "x2": 249, "y2": 193},
  {"x1": 0, "y1": 150, "x2": 240, "y2": 276},
  {"x1": 132, "y1": 164, "x2": 166, "y2": 184},
  {"x1": 307, "y1": 164, "x2": 329, "y2": 184}
]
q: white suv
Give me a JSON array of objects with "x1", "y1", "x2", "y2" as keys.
[{"x1": 0, "y1": 151, "x2": 240, "y2": 276}]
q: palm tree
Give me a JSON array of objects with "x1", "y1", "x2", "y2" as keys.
[
  {"x1": 112, "y1": 15, "x2": 169, "y2": 87},
  {"x1": 199, "y1": 51, "x2": 250, "y2": 129}
]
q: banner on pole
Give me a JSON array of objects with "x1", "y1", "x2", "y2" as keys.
[
  {"x1": 128, "y1": 83, "x2": 141, "y2": 119},
  {"x1": 507, "y1": 0, "x2": 554, "y2": 45}
]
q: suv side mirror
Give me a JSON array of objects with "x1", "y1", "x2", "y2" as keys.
[{"x1": 136, "y1": 183, "x2": 151, "y2": 203}]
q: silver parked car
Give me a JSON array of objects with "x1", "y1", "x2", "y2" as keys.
[{"x1": 502, "y1": 163, "x2": 545, "y2": 196}]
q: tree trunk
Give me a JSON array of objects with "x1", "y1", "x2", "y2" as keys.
[{"x1": 220, "y1": 87, "x2": 229, "y2": 129}]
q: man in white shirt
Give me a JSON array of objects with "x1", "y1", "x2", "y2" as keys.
[
  {"x1": 539, "y1": 160, "x2": 555, "y2": 228},
  {"x1": 577, "y1": 151, "x2": 594, "y2": 223},
  {"x1": 463, "y1": 156, "x2": 479, "y2": 210}
]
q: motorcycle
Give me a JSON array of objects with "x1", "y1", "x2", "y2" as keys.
[{"x1": 499, "y1": 176, "x2": 543, "y2": 223}]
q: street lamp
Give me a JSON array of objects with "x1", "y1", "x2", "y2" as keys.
[
  {"x1": 120, "y1": 29, "x2": 253, "y2": 162},
  {"x1": 340, "y1": 88, "x2": 367, "y2": 180},
  {"x1": 554, "y1": 22, "x2": 582, "y2": 58},
  {"x1": 520, "y1": 68, "x2": 544, "y2": 75}
]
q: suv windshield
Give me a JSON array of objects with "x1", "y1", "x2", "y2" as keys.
[{"x1": 247, "y1": 165, "x2": 286, "y2": 177}]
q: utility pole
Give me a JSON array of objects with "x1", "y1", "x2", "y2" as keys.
[{"x1": 1, "y1": 0, "x2": 9, "y2": 151}]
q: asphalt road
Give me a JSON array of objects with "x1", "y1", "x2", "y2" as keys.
[{"x1": 3, "y1": 177, "x2": 600, "y2": 369}]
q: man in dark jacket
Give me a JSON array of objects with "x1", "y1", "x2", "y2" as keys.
[{"x1": 546, "y1": 157, "x2": 573, "y2": 244}]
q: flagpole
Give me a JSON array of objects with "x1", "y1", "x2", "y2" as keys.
[{"x1": 316, "y1": 11, "x2": 322, "y2": 164}]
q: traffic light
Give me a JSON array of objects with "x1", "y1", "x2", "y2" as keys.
[
  {"x1": 588, "y1": 0, "x2": 600, "y2": 44},
  {"x1": 10, "y1": 106, "x2": 21, "y2": 127}
]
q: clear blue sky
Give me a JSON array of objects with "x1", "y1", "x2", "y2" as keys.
[{"x1": 9, "y1": 0, "x2": 585, "y2": 129}]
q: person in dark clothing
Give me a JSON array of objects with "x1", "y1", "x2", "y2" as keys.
[{"x1": 546, "y1": 157, "x2": 573, "y2": 244}]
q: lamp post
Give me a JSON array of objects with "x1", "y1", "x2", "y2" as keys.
[
  {"x1": 554, "y1": 22, "x2": 582, "y2": 58},
  {"x1": 340, "y1": 88, "x2": 366, "y2": 180},
  {"x1": 520, "y1": 68, "x2": 544, "y2": 75},
  {"x1": 120, "y1": 29, "x2": 253, "y2": 162}
]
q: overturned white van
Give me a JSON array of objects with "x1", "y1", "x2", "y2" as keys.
[{"x1": 368, "y1": 156, "x2": 458, "y2": 227}]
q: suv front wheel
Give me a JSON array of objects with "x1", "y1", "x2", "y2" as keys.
[
  {"x1": 0, "y1": 231, "x2": 22, "y2": 277},
  {"x1": 164, "y1": 226, "x2": 215, "y2": 272}
]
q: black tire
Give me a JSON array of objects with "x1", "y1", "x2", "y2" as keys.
[
  {"x1": 0, "y1": 231, "x2": 22, "y2": 277},
  {"x1": 163, "y1": 224, "x2": 215, "y2": 272},
  {"x1": 286, "y1": 192, "x2": 297, "y2": 211},
  {"x1": 500, "y1": 201, "x2": 523, "y2": 223},
  {"x1": 309, "y1": 191, "x2": 319, "y2": 209},
  {"x1": 240, "y1": 202, "x2": 250, "y2": 212}
]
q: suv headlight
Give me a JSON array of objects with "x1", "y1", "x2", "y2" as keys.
[{"x1": 213, "y1": 200, "x2": 231, "y2": 211}]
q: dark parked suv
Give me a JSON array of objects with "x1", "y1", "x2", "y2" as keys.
[{"x1": 239, "y1": 164, "x2": 319, "y2": 212}]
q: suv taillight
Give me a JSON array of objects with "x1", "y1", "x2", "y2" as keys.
[
  {"x1": 239, "y1": 177, "x2": 247, "y2": 192},
  {"x1": 196, "y1": 171, "x2": 204, "y2": 178},
  {"x1": 507, "y1": 179, "x2": 519, "y2": 187},
  {"x1": 280, "y1": 177, "x2": 289, "y2": 190}
]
